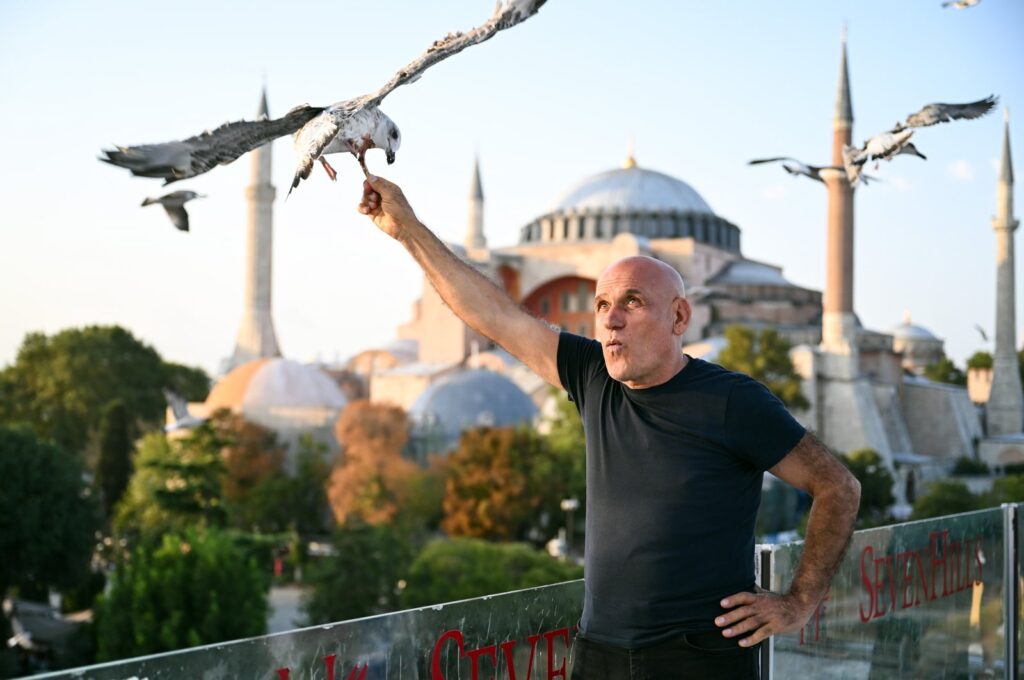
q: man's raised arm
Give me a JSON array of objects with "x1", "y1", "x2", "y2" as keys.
[{"x1": 358, "y1": 175, "x2": 561, "y2": 388}]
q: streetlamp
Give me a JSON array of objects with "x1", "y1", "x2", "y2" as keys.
[{"x1": 560, "y1": 498, "x2": 579, "y2": 561}]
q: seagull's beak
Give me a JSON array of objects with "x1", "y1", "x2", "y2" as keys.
[{"x1": 386, "y1": 150, "x2": 396, "y2": 165}]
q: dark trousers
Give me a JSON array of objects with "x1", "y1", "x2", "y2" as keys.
[{"x1": 570, "y1": 631, "x2": 760, "y2": 680}]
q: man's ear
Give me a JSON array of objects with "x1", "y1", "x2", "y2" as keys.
[{"x1": 673, "y1": 297, "x2": 692, "y2": 335}]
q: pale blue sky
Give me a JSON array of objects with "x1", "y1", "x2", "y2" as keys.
[{"x1": 1, "y1": 0, "x2": 1022, "y2": 375}]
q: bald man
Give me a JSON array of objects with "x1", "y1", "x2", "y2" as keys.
[{"x1": 359, "y1": 176, "x2": 860, "y2": 679}]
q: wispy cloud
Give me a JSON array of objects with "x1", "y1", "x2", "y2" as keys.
[
  {"x1": 760, "y1": 186, "x2": 787, "y2": 201},
  {"x1": 946, "y1": 160, "x2": 974, "y2": 181}
]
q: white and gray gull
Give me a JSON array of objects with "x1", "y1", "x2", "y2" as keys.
[
  {"x1": 100, "y1": 0, "x2": 548, "y2": 195},
  {"x1": 141, "y1": 190, "x2": 205, "y2": 232},
  {"x1": 842, "y1": 95, "x2": 997, "y2": 185}
]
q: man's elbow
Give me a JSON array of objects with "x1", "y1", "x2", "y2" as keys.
[{"x1": 840, "y1": 470, "x2": 861, "y2": 518}]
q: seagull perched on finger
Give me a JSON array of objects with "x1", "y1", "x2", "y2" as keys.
[
  {"x1": 748, "y1": 157, "x2": 838, "y2": 184},
  {"x1": 141, "y1": 190, "x2": 205, "y2": 232},
  {"x1": 100, "y1": 0, "x2": 548, "y2": 197}
]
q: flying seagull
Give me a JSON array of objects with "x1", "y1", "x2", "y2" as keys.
[
  {"x1": 942, "y1": 0, "x2": 981, "y2": 8},
  {"x1": 749, "y1": 156, "x2": 878, "y2": 187},
  {"x1": 141, "y1": 190, "x2": 204, "y2": 232},
  {"x1": 162, "y1": 388, "x2": 207, "y2": 432},
  {"x1": 100, "y1": 0, "x2": 548, "y2": 196},
  {"x1": 974, "y1": 324, "x2": 989, "y2": 342},
  {"x1": 748, "y1": 157, "x2": 838, "y2": 184},
  {"x1": 841, "y1": 95, "x2": 997, "y2": 185}
]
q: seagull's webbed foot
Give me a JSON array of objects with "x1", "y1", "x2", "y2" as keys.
[{"x1": 319, "y1": 157, "x2": 338, "y2": 182}]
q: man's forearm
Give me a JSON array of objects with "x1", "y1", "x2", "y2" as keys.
[
  {"x1": 398, "y1": 218, "x2": 519, "y2": 343},
  {"x1": 787, "y1": 481, "x2": 860, "y2": 609}
]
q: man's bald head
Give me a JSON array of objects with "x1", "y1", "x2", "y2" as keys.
[{"x1": 598, "y1": 256, "x2": 686, "y2": 300}]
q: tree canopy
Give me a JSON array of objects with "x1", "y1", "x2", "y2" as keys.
[
  {"x1": 0, "y1": 325, "x2": 208, "y2": 456},
  {"x1": 716, "y1": 325, "x2": 809, "y2": 410},
  {"x1": 441, "y1": 426, "x2": 582, "y2": 543},
  {"x1": 0, "y1": 427, "x2": 98, "y2": 597},
  {"x1": 924, "y1": 357, "x2": 966, "y2": 386},
  {"x1": 841, "y1": 448, "x2": 895, "y2": 527},
  {"x1": 400, "y1": 537, "x2": 582, "y2": 609},
  {"x1": 94, "y1": 527, "x2": 267, "y2": 661}
]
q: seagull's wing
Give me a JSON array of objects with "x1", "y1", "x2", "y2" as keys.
[
  {"x1": 101, "y1": 104, "x2": 325, "y2": 184},
  {"x1": 354, "y1": 0, "x2": 548, "y2": 111},
  {"x1": 289, "y1": 105, "x2": 354, "y2": 194},
  {"x1": 162, "y1": 203, "x2": 191, "y2": 232},
  {"x1": 748, "y1": 157, "x2": 799, "y2": 165},
  {"x1": 894, "y1": 95, "x2": 997, "y2": 131}
]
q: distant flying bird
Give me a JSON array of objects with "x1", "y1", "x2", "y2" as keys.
[
  {"x1": 841, "y1": 96, "x2": 997, "y2": 185},
  {"x1": 748, "y1": 157, "x2": 836, "y2": 184},
  {"x1": 162, "y1": 388, "x2": 206, "y2": 432},
  {"x1": 975, "y1": 324, "x2": 989, "y2": 342},
  {"x1": 942, "y1": 0, "x2": 980, "y2": 8},
  {"x1": 100, "y1": 0, "x2": 548, "y2": 197},
  {"x1": 141, "y1": 190, "x2": 204, "y2": 232}
]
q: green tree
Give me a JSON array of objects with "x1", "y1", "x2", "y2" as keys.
[
  {"x1": 966, "y1": 351, "x2": 993, "y2": 370},
  {"x1": 0, "y1": 326, "x2": 168, "y2": 455},
  {"x1": 985, "y1": 475, "x2": 1024, "y2": 505},
  {"x1": 841, "y1": 448, "x2": 894, "y2": 527},
  {"x1": 442, "y1": 427, "x2": 581, "y2": 543},
  {"x1": 911, "y1": 480, "x2": 982, "y2": 520},
  {"x1": 96, "y1": 399, "x2": 133, "y2": 518},
  {"x1": 0, "y1": 427, "x2": 99, "y2": 598},
  {"x1": 162, "y1": 361, "x2": 211, "y2": 402},
  {"x1": 94, "y1": 527, "x2": 267, "y2": 661},
  {"x1": 717, "y1": 325, "x2": 809, "y2": 410},
  {"x1": 924, "y1": 357, "x2": 966, "y2": 386},
  {"x1": 400, "y1": 537, "x2": 582, "y2": 609},
  {"x1": 114, "y1": 425, "x2": 227, "y2": 542},
  {"x1": 233, "y1": 436, "x2": 333, "y2": 535},
  {"x1": 301, "y1": 521, "x2": 412, "y2": 625}
]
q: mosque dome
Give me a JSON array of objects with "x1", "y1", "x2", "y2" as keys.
[
  {"x1": 890, "y1": 312, "x2": 940, "y2": 342},
  {"x1": 409, "y1": 368, "x2": 537, "y2": 452},
  {"x1": 518, "y1": 155, "x2": 740, "y2": 252},
  {"x1": 206, "y1": 358, "x2": 348, "y2": 413},
  {"x1": 553, "y1": 165, "x2": 714, "y2": 215}
]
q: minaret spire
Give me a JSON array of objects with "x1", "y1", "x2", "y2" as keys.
[
  {"x1": 822, "y1": 29, "x2": 857, "y2": 357},
  {"x1": 230, "y1": 88, "x2": 281, "y2": 370},
  {"x1": 987, "y1": 109, "x2": 1023, "y2": 434},
  {"x1": 465, "y1": 155, "x2": 486, "y2": 252}
]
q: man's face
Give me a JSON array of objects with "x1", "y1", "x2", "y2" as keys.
[{"x1": 594, "y1": 258, "x2": 690, "y2": 388}]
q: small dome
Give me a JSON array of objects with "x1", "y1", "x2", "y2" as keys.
[
  {"x1": 552, "y1": 165, "x2": 714, "y2": 215},
  {"x1": 410, "y1": 369, "x2": 537, "y2": 451},
  {"x1": 890, "y1": 312, "x2": 939, "y2": 341},
  {"x1": 207, "y1": 358, "x2": 348, "y2": 412},
  {"x1": 707, "y1": 259, "x2": 796, "y2": 287}
]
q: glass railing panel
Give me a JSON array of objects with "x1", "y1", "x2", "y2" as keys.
[
  {"x1": 770, "y1": 508, "x2": 1006, "y2": 679},
  {"x1": 33, "y1": 580, "x2": 584, "y2": 680}
]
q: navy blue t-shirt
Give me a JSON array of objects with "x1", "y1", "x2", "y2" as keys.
[{"x1": 557, "y1": 332, "x2": 806, "y2": 647}]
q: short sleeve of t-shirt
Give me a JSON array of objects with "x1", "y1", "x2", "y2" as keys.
[
  {"x1": 723, "y1": 377, "x2": 806, "y2": 472},
  {"x1": 556, "y1": 332, "x2": 604, "y2": 409}
]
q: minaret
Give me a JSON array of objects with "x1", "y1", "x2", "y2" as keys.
[
  {"x1": 465, "y1": 156, "x2": 486, "y2": 252},
  {"x1": 987, "y1": 110, "x2": 1023, "y2": 435},
  {"x1": 230, "y1": 88, "x2": 281, "y2": 368},
  {"x1": 821, "y1": 31, "x2": 857, "y2": 357}
]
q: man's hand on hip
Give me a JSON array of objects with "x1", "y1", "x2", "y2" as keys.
[
  {"x1": 714, "y1": 588, "x2": 816, "y2": 648},
  {"x1": 358, "y1": 175, "x2": 419, "y2": 241}
]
